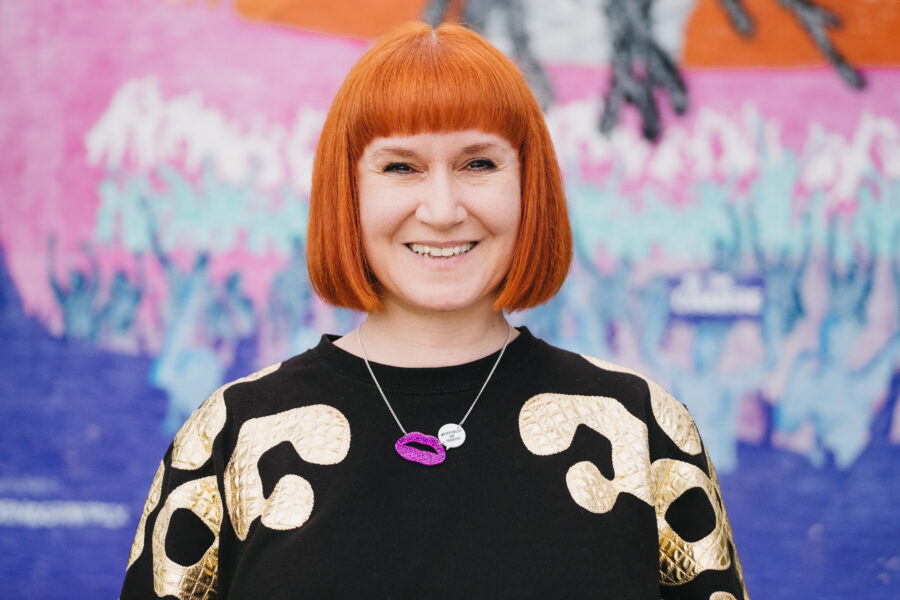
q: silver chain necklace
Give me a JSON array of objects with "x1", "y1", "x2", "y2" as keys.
[{"x1": 356, "y1": 323, "x2": 514, "y2": 466}]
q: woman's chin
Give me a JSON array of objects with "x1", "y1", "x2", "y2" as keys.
[{"x1": 386, "y1": 290, "x2": 498, "y2": 316}]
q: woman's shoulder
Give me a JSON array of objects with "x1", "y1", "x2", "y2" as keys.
[
  {"x1": 166, "y1": 345, "x2": 337, "y2": 468},
  {"x1": 577, "y1": 354, "x2": 702, "y2": 454},
  {"x1": 526, "y1": 338, "x2": 702, "y2": 456},
  {"x1": 167, "y1": 361, "x2": 287, "y2": 470},
  {"x1": 526, "y1": 335, "x2": 659, "y2": 398}
]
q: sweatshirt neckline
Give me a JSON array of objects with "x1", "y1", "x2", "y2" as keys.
[{"x1": 312, "y1": 326, "x2": 537, "y2": 394}]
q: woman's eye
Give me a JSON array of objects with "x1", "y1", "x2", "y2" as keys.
[
  {"x1": 383, "y1": 162, "x2": 414, "y2": 174},
  {"x1": 466, "y1": 158, "x2": 498, "y2": 171}
]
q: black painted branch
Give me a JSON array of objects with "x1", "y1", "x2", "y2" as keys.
[
  {"x1": 717, "y1": 0, "x2": 755, "y2": 36},
  {"x1": 599, "y1": 0, "x2": 687, "y2": 141},
  {"x1": 423, "y1": 0, "x2": 554, "y2": 107},
  {"x1": 478, "y1": 0, "x2": 555, "y2": 107},
  {"x1": 422, "y1": 0, "x2": 452, "y2": 26},
  {"x1": 776, "y1": 0, "x2": 865, "y2": 88}
]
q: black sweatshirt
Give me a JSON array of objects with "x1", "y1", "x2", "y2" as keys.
[{"x1": 121, "y1": 327, "x2": 748, "y2": 599}]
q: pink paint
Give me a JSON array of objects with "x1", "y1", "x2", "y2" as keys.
[
  {"x1": 549, "y1": 66, "x2": 900, "y2": 215},
  {"x1": 593, "y1": 245, "x2": 617, "y2": 274},
  {"x1": 547, "y1": 64, "x2": 900, "y2": 149},
  {"x1": 0, "y1": 0, "x2": 368, "y2": 326},
  {"x1": 735, "y1": 393, "x2": 767, "y2": 444}
]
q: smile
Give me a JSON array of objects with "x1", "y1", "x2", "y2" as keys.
[{"x1": 406, "y1": 242, "x2": 476, "y2": 258}]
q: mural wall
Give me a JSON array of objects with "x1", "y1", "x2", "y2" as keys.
[{"x1": 1, "y1": 0, "x2": 899, "y2": 597}]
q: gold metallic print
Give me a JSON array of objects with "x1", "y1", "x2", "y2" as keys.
[
  {"x1": 653, "y1": 458, "x2": 731, "y2": 585},
  {"x1": 128, "y1": 460, "x2": 165, "y2": 568},
  {"x1": 225, "y1": 404, "x2": 351, "y2": 540},
  {"x1": 519, "y1": 393, "x2": 652, "y2": 512},
  {"x1": 151, "y1": 476, "x2": 222, "y2": 600},
  {"x1": 710, "y1": 593, "x2": 738, "y2": 600},
  {"x1": 707, "y1": 454, "x2": 751, "y2": 600},
  {"x1": 579, "y1": 355, "x2": 702, "y2": 455},
  {"x1": 260, "y1": 474, "x2": 314, "y2": 531},
  {"x1": 171, "y1": 363, "x2": 282, "y2": 470}
]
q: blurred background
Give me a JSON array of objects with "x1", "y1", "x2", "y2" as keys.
[{"x1": 1, "y1": 0, "x2": 899, "y2": 597}]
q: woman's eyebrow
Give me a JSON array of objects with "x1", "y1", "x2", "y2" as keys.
[
  {"x1": 369, "y1": 142, "x2": 507, "y2": 161},
  {"x1": 461, "y1": 143, "x2": 502, "y2": 154},
  {"x1": 370, "y1": 147, "x2": 417, "y2": 159}
]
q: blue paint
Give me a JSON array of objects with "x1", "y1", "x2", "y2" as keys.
[
  {"x1": 669, "y1": 321, "x2": 772, "y2": 472},
  {"x1": 748, "y1": 199, "x2": 810, "y2": 361},
  {"x1": 776, "y1": 315, "x2": 900, "y2": 468},
  {"x1": 268, "y1": 237, "x2": 321, "y2": 356},
  {"x1": 147, "y1": 245, "x2": 223, "y2": 434}
]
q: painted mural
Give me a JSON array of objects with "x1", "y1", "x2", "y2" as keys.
[{"x1": 1, "y1": 0, "x2": 899, "y2": 597}]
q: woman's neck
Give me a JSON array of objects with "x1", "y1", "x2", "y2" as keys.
[{"x1": 334, "y1": 304, "x2": 516, "y2": 368}]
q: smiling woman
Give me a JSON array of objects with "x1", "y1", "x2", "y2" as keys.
[
  {"x1": 120, "y1": 22, "x2": 749, "y2": 600},
  {"x1": 355, "y1": 130, "x2": 521, "y2": 321},
  {"x1": 306, "y1": 23, "x2": 571, "y2": 317}
]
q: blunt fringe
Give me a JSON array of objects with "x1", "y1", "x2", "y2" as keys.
[{"x1": 307, "y1": 22, "x2": 572, "y2": 313}]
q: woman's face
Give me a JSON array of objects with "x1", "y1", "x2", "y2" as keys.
[{"x1": 357, "y1": 129, "x2": 521, "y2": 316}]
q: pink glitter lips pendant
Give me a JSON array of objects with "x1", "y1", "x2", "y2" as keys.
[{"x1": 395, "y1": 432, "x2": 446, "y2": 466}]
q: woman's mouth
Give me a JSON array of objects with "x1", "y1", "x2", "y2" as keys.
[{"x1": 406, "y1": 242, "x2": 477, "y2": 258}]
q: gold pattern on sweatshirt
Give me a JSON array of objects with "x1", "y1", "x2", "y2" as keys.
[
  {"x1": 710, "y1": 593, "x2": 738, "y2": 600},
  {"x1": 519, "y1": 393, "x2": 651, "y2": 512},
  {"x1": 171, "y1": 363, "x2": 282, "y2": 470},
  {"x1": 225, "y1": 404, "x2": 350, "y2": 540},
  {"x1": 128, "y1": 460, "x2": 165, "y2": 568},
  {"x1": 707, "y1": 454, "x2": 751, "y2": 600},
  {"x1": 151, "y1": 476, "x2": 222, "y2": 600},
  {"x1": 653, "y1": 458, "x2": 731, "y2": 585},
  {"x1": 579, "y1": 355, "x2": 702, "y2": 455}
]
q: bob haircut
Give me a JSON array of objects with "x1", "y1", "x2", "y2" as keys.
[{"x1": 307, "y1": 21, "x2": 572, "y2": 313}]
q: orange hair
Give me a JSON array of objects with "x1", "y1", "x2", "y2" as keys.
[{"x1": 307, "y1": 22, "x2": 572, "y2": 313}]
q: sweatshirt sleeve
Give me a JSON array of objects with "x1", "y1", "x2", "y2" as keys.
[
  {"x1": 119, "y1": 387, "x2": 228, "y2": 600},
  {"x1": 577, "y1": 354, "x2": 750, "y2": 598},
  {"x1": 645, "y1": 381, "x2": 750, "y2": 600}
]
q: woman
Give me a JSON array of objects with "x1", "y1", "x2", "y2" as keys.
[{"x1": 121, "y1": 22, "x2": 749, "y2": 599}]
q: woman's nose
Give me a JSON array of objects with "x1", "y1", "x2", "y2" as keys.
[{"x1": 415, "y1": 170, "x2": 467, "y2": 228}]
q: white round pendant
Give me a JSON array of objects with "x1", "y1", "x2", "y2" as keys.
[{"x1": 438, "y1": 423, "x2": 466, "y2": 449}]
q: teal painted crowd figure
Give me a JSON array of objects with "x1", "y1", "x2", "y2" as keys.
[
  {"x1": 749, "y1": 206, "x2": 810, "y2": 362},
  {"x1": 208, "y1": 272, "x2": 255, "y2": 353},
  {"x1": 148, "y1": 222, "x2": 224, "y2": 434},
  {"x1": 571, "y1": 240, "x2": 631, "y2": 358},
  {"x1": 48, "y1": 236, "x2": 101, "y2": 342},
  {"x1": 267, "y1": 237, "x2": 320, "y2": 356},
  {"x1": 49, "y1": 235, "x2": 144, "y2": 346},
  {"x1": 776, "y1": 215, "x2": 900, "y2": 468},
  {"x1": 642, "y1": 204, "x2": 773, "y2": 471},
  {"x1": 665, "y1": 320, "x2": 773, "y2": 472},
  {"x1": 98, "y1": 263, "x2": 145, "y2": 351}
]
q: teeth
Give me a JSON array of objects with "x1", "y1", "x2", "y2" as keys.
[{"x1": 408, "y1": 242, "x2": 475, "y2": 258}]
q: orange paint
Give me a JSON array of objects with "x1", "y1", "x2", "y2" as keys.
[
  {"x1": 683, "y1": 0, "x2": 900, "y2": 66},
  {"x1": 235, "y1": 0, "x2": 428, "y2": 39}
]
